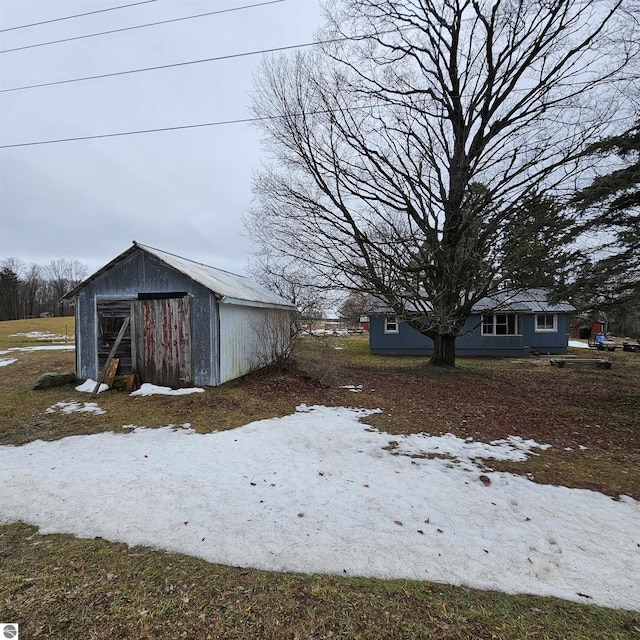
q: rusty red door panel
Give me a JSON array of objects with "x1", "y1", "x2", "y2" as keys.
[{"x1": 134, "y1": 296, "x2": 192, "y2": 387}]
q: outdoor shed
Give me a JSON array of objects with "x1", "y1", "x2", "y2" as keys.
[
  {"x1": 62, "y1": 242, "x2": 294, "y2": 387},
  {"x1": 368, "y1": 289, "x2": 575, "y2": 357}
]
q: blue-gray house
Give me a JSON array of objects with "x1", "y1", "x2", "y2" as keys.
[{"x1": 368, "y1": 289, "x2": 575, "y2": 357}]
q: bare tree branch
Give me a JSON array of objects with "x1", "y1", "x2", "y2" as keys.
[{"x1": 248, "y1": 0, "x2": 638, "y2": 365}]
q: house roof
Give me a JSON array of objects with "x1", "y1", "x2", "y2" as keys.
[
  {"x1": 471, "y1": 289, "x2": 575, "y2": 313},
  {"x1": 366, "y1": 288, "x2": 574, "y2": 315},
  {"x1": 62, "y1": 242, "x2": 294, "y2": 310}
]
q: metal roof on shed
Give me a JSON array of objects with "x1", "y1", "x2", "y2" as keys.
[{"x1": 62, "y1": 242, "x2": 294, "y2": 309}]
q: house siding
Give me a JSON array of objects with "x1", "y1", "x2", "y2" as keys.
[{"x1": 370, "y1": 313, "x2": 570, "y2": 357}]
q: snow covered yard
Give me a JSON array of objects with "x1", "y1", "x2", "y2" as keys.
[
  {"x1": 1, "y1": 404, "x2": 637, "y2": 612},
  {"x1": 2, "y1": 320, "x2": 640, "y2": 637}
]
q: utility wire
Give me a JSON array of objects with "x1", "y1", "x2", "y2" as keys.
[
  {"x1": 0, "y1": 115, "x2": 269, "y2": 148},
  {"x1": 0, "y1": 0, "x2": 285, "y2": 54},
  {"x1": 0, "y1": 0, "x2": 158, "y2": 33},
  {"x1": 0, "y1": 105, "x2": 358, "y2": 148},
  {"x1": 0, "y1": 38, "x2": 332, "y2": 93}
]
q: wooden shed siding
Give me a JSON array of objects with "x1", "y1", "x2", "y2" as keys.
[
  {"x1": 70, "y1": 245, "x2": 293, "y2": 386},
  {"x1": 134, "y1": 296, "x2": 193, "y2": 387},
  {"x1": 97, "y1": 299, "x2": 134, "y2": 374}
]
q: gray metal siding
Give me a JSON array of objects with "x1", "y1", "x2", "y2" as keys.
[
  {"x1": 218, "y1": 305, "x2": 290, "y2": 384},
  {"x1": 74, "y1": 249, "x2": 215, "y2": 385}
]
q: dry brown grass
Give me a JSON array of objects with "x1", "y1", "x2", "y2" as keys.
[
  {"x1": 1, "y1": 319, "x2": 639, "y2": 638},
  {"x1": 2, "y1": 522, "x2": 638, "y2": 640}
]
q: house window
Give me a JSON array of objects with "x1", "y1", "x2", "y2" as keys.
[
  {"x1": 535, "y1": 313, "x2": 557, "y2": 332},
  {"x1": 481, "y1": 314, "x2": 521, "y2": 335},
  {"x1": 384, "y1": 318, "x2": 399, "y2": 334}
]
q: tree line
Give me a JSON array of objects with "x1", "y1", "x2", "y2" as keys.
[{"x1": 0, "y1": 258, "x2": 88, "y2": 320}]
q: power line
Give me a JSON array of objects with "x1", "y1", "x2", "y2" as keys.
[
  {"x1": 0, "y1": 116, "x2": 268, "y2": 148},
  {"x1": 0, "y1": 105, "x2": 354, "y2": 148},
  {"x1": 0, "y1": 38, "x2": 330, "y2": 93},
  {"x1": 0, "y1": 0, "x2": 285, "y2": 54},
  {"x1": 0, "y1": 1, "x2": 159, "y2": 33}
]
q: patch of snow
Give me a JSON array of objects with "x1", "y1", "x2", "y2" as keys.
[
  {"x1": 46, "y1": 402, "x2": 105, "y2": 415},
  {"x1": 10, "y1": 331, "x2": 69, "y2": 341},
  {"x1": 339, "y1": 384, "x2": 363, "y2": 392},
  {"x1": 0, "y1": 345, "x2": 74, "y2": 355},
  {"x1": 75, "y1": 380, "x2": 109, "y2": 394},
  {"x1": 130, "y1": 384, "x2": 205, "y2": 397},
  {"x1": 568, "y1": 340, "x2": 590, "y2": 349},
  {"x1": 0, "y1": 358, "x2": 18, "y2": 367},
  {"x1": 0, "y1": 405, "x2": 637, "y2": 611},
  {"x1": 311, "y1": 329, "x2": 350, "y2": 336},
  {"x1": 392, "y1": 432, "x2": 551, "y2": 468}
]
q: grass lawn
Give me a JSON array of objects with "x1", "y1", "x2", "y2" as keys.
[{"x1": 1, "y1": 317, "x2": 639, "y2": 639}]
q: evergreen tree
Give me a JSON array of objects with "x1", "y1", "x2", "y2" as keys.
[
  {"x1": 562, "y1": 121, "x2": 640, "y2": 326},
  {"x1": 500, "y1": 192, "x2": 572, "y2": 290},
  {"x1": 0, "y1": 267, "x2": 21, "y2": 321}
]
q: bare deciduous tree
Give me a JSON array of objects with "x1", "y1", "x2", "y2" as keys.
[
  {"x1": 46, "y1": 258, "x2": 88, "y2": 314},
  {"x1": 248, "y1": 0, "x2": 638, "y2": 365},
  {"x1": 250, "y1": 309, "x2": 296, "y2": 370},
  {"x1": 247, "y1": 249, "x2": 330, "y2": 337},
  {"x1": 21, "y1": 263, "x2": 43, "y2": 318},
  {"x1": 339, "y1": 292, "x2": 367, "y2": 326}
]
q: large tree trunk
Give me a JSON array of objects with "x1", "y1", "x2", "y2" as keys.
[{"x1": 429, "y1": 334, "x2": 457, "y2": 367}]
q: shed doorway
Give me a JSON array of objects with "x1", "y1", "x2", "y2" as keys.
[
  {"x1": 133, "y1": 293, "x2": 193, "y2": 387},
  {"x1": 97, "y1": 299, "x2": 134, "y2": 375}
]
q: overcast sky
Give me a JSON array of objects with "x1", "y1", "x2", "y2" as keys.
[{"x1": 0, "y1": 0, "x2": 324, "y2": 276}]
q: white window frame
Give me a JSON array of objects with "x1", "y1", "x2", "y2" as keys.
[
  {"x1": 384, "y1": 317, "x2": 399, "y2": 334},
  {"x1": 535, "y1": 313, "x2": 557, "y2": 333},
  {"x1": 481, "y1": 313, "x2": 522, "y2": 336}
]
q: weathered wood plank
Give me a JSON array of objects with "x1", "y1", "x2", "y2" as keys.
[
  {"x1": 134, "y1": 296, "x2": 192, "y2": 387},
  {"x1": 103, "y1": 357, "x2": 120, "y2": 388},
  {"x1": 91, "y1": 317, "x2": 130, "y2": 398},
  {"x1": 97, "y1": 300, "x2": 133, "y2": 373}
]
